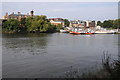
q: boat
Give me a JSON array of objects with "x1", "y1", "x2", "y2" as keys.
[
  {"x1": 60, "y1": 29, "x2": 68, "y2": 33},
  {"x1": 69, "y1": 28, "x2": 95, "y2": 34},
  {"x1": 95, "y1": 29, "x2": 116, "y2": 34},
  {"x1": 69, "y1": 31, "x2": 81, "y2": 34},
  {"x1": 69, "y1": 31, "x2": 94, "y2": 34},
  {"x1": 95, "y1": 31, "x2": 108, "y2": 34}
]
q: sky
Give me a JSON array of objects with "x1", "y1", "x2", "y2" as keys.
[
  {"x1": 1, "y1": 2, "x2": 119, "y2": 21},
  {"x1": 1, "y1": 0, "x2": 119, "y2": 2}
]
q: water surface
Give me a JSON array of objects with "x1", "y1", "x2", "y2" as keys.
[{"x1": 2, "y1": 33, "x2": 118, "y2": 78}]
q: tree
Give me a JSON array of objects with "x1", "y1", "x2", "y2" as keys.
[
  {"x1": 25, "y1": 17, "x2": 34, "y2": 28},
  {"x1": 112, "y1": 19, "x2": 120, "y2": 29},
  {"x1": 20, "y1": 18, "x2": 26, "y2": 27},
  {"x1": 97, "y1": 21, "x2": 103, "y2": 27},
  {"x1": 34, "y1": 15, "x2": 47, "y2": 21},
  {"x1": 64, "y1": 19, "x2": 70, "y2": 27},
  {"x1": 26, "y1": 15, "x2": 56, "y2": 33},
  {"x1": 102, "y1": 20, "x2": 113, "y2": 28},
  {"x1": 56, "y1": 24, "x2": 63, "y2": 31},
  {"x1": 2, "y1": 15, "x2": 64, "y2": 33},
  {"x1": 2, "y1": 19, "x2": 20, "y2": 32}
]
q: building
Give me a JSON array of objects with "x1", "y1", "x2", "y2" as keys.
[
  {"x1": 49, "y1": 18, "x2": 64, "y2": 27},
  {"x1": 69, "y1": 20, "x2": 85, "y2": 28},
  {"x1": 85, "y1": 20, "x2": 96, "y2": 28},
  {"x1": 2, "y1": 10, "x2": 34, "y2": 21}
]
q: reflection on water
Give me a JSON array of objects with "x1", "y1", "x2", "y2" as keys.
[
  {"x1": 2, "y1": 33, "x2": 51, "y2": 56},
  {"x1": 2, "y1": 33, "x2": 118, "y2": 78}
]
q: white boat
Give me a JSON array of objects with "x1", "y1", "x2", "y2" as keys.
[
  {"x1": 95, "y1": 31, "x2": 108, "y2": 34},
  {"x1": 60, "y1": 29, "x2": 68, "y2": 33},
  {"x1": 69, "y1": 27, "x2": 95, "y2": 34},
  {"x1": 95, "y1": 30, "x2": 115, "y2": 34}
]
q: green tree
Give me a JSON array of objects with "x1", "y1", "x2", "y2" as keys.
[
  {"x1": 97, "y1": 21, "x2": 103, "y2": 27},
  {"x1": 2, "y1": 15, "x2": 58, "y2": 33},
  {"x1": 26, "y1": 15, "x2": 55, "y2": 32},
  {"x1": 103, "y1": 20, "x2": 113, "y2": 28},
  {"x1": 25, "y1": 17, "x2": 34, "y2": 28},
  {"x1": 34, "y1": 15, "x2": 47, "y2": 21},
  {"x1": 46, "y1": 23, "x2": 56, "y2": 32},
  {"x1": 2, "y1": 19, "x2": 20, "y2": 32},
  {"x1": 20, "y1": 18, "x2": 26, "y2": 27},
  {"x1": 112, "y1": 19, "x2": 120, "y2": 29},
  {"x1": 64, "y1": 19, "x2": 70, "y2": 27},
  {"x1": 56, "y1": 24, "x2": 63, "y2": 31}
]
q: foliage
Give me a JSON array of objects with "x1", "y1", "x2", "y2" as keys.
[
  {"x1": 25, "y1": 15, "x2": 55, "y2": 32},
  {"x1": 102, "y1": 20, "x2": 113, "y2": 28},
  {"x1": 63, "y1": 53, "x2": 120, "y2": 79},
  {"x1": 102, "y1": 53, "x2": 120, "y2": 79},
  {"x1": 56, "y1": 24, "x2": 63, "y2": 31},
  {"x1": 2, "y1": 15, "x2": 56, "y2": 33},
  {"x1": 97, "y1": 19, "x2": 120, "y2": 29},
  {"x1": 20, "y1": 18, "x2": 26, "y2": 27},
  {"x1": 97, "y1": 21, "x2": 103, "y2": 27},
  {"x1": 2, "y1": 19, "x2": 20, "y2": 32},
  {"x1": 2, "y1": 16, "x2": 120, "y2": 33},
  {"x1": 25, "y1": 17, "x2": 34, "y2": 29},
  {"x1": 64, "y1": 19, "x2": 70, "y2": 27},
  {"x1": 112, "y1": 19, "x2": 120, "y2": 29}
]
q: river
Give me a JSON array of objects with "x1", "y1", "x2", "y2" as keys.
[{"x1": 2, "y1": 33, "x2": 119, "y2": 78}]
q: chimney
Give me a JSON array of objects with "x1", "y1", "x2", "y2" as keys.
[{"x1": 5, "y1": 12, "x2": 8, "y2": 16}]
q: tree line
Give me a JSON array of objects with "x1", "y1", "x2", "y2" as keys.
[
  {"x1": 97, "y1": 19, "x2": 120, "y2": 29},
  {"x1": 2, "y1": 15, "x2": 69, "y2": 33},
  {"x1": 2, "y1": 16, "x2": 120, "y2": 33}
]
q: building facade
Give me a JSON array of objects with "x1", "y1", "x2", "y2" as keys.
[
  {"x1": 85, "y1": 20, "x2": 96, "y2": 28},
  {"x1": 2, "y1": 10, "x2": 34, "y2": 21},
  {"x1": 49, "y1": 18, "x2": 65, "y2": 27},
  {"x1": 69, "y1": 20, "x2": 85, "y2": 28}
]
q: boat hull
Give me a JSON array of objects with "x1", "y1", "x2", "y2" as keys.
[
  {"x1": 95, "y1": 31, "x2": 115, "y2": 34},
  {"x1": 69, "y1": 31, "x2": 94, "y2": 34}
]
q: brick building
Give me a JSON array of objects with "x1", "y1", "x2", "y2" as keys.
[{"x1": 2, "y1": 10, "x2": 34, "y2": 21}]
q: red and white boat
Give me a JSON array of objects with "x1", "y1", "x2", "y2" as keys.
[
  {"x1": 69, "y1": 28, "x2": 95, "y2": 34},
  {"x1": 69, "y1": 31, "x2": 94, "y2": 34}
]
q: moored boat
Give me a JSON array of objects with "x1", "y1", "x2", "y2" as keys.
[
  {"x1": 95, "y1": 30, "x2": 116, "y2": 34},
  {"x1": 69, "y1": 27, "x2": 95, "y2": 34},
  {"x1": 69, "y1": 31, "x2": 94, "y2": 34},
  {"x1": 60, "y1": 29, "x2": 68, "y2": 33},
  {"x1": 69, "y1": 31, "x2": 81, "y2": 34}
]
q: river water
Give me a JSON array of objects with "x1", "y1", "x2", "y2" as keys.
[{"x1": 2, "y1": 33, "x2": 118, "y2": 78}]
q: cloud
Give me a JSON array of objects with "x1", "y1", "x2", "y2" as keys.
[
  {"x1": 1, "y1": 2, "x2": 118, "y2": 21},
  {"x1": 1, "y1": 0, "x2": 119, "y2": 2}
]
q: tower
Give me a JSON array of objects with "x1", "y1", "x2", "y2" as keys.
[
  {"x1": 5, "y1": 12, "x2": 8, "y2": 17},
  {"x1": 30, "y1": 10, "x2": 34, "y2": 17},
  {"x1": 5, "y1": 12, "x2": 8, "y2": 19}
]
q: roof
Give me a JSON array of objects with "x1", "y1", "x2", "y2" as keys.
[
  {"x1": 49, "y1": 18, "x2": 64, "y2": 21},
  {"x1": 70, "y1": 20, "x2": 85, "y2": 24},
  {"x1": 9, "y1": 14, "x2": 27, "y2": 16}
]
